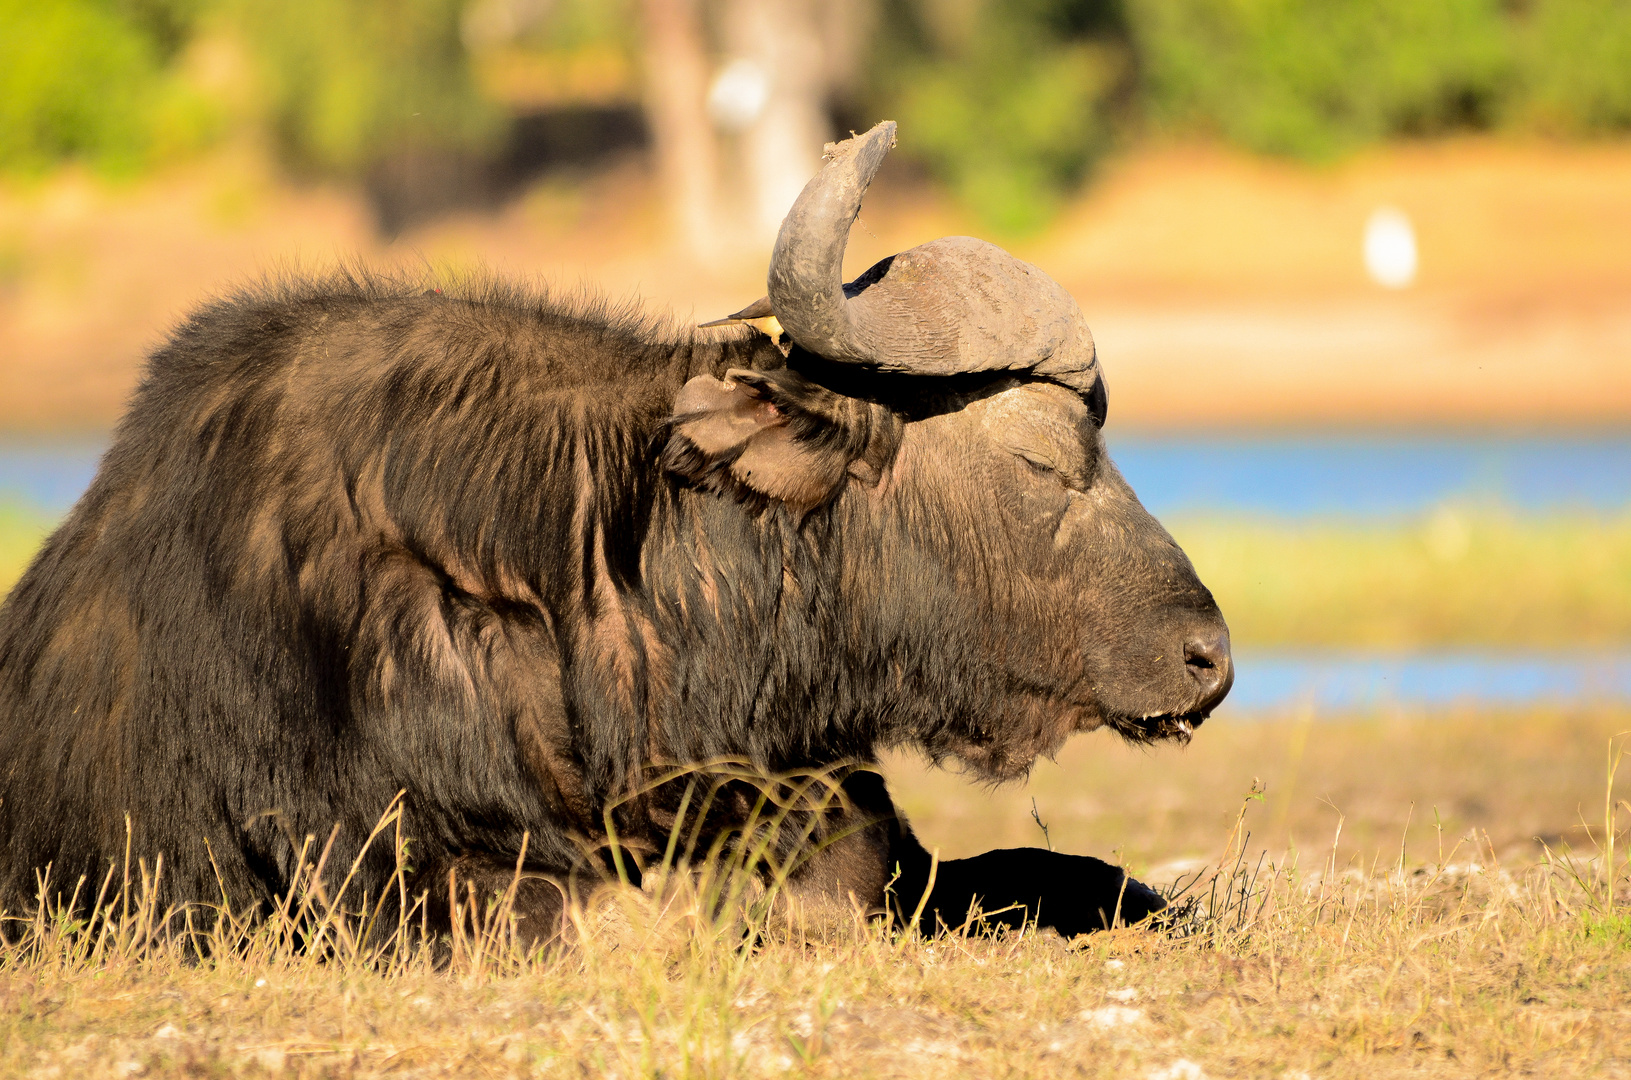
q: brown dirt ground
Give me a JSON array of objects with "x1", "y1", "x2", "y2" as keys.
[
  {"x1": 1, "y1": 138, "x2": 1629, "y2": 434},
  {"x1": 883, "y1": 705, "x2": 1630, "y2": 875}
]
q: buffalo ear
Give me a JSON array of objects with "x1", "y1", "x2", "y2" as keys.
[{"x1": 662, "y1": 368, "x2": 849, "y2": 510}]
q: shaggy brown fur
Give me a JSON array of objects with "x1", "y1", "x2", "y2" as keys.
[{"x1": 0, "y1": 268, "x2": 1224, "y2": 939}]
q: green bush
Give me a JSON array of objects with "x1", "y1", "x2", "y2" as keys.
[
  {"x1": 231, "y1": 0, "x2": 500, "y2": 174},
  {"x1": 868, "y1": 0, "x2": 1132, "y2": 236},
  {"x1": 7, "y1": 0, "x2": 1631, "y2": 226},
  {"x1": 0, "y1": 0, "x2": 171, "y2": 174},
  {"x1": 867, "y1": 0, "x2": 1631, "y2": 226},
  {"x1": 1514, "y1": 0, "x2": 1631, "y2": 133},
  {"x1": 1127, "y1": 0, "x2": 1631, "y2": 155},
  {"x1": 1126, "y1": 0, "x2": 1513, "y2": 158},
  {"x1": 0, "y1": 0, "x2": 496, "y2": 180}
]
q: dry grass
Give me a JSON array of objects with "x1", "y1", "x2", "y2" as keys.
[
  {"x1": 2, "y1": 717, "x2": 1627, "y2": 1079},
  {"x1": 0, "y1": 504, "x2": 51, "y2": 599},
  {"x1": 1171, "y1": 509, "x2": 1631, "y2": 648},
  {"x1": 888, "y1": 706, "x2": 1631, "y2": 867}
]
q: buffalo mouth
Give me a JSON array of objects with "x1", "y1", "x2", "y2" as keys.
[{"x1": 1108, "y1": 710, "x2": 1209, "y2": 745}]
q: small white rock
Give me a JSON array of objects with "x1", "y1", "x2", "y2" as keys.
[
  {"x1": 1081, "y1": 1005, "x2": 1144, "y2": 1029},
  {"x1": 253, "y1": 1048, "x2": 287, "y2": 1072}
]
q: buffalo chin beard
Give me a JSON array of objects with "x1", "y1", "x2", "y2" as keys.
[{"x1": 1104, "y1": 709, "x2": 1209, "y2": 746}]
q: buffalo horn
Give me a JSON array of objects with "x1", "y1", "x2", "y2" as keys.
[{"x1": 765, "y1": 121, "x2": 1100, "y2": 395}]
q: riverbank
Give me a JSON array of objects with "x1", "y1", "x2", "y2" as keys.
[{"x1": 2, "y1": 139, "x2": 1629, "y2": 433}]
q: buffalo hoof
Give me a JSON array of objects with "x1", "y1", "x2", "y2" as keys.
[{"x1": 916, "y1": 848, "x2": 1168, "y2": 938}]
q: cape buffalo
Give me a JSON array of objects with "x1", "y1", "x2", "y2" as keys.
[{"x1": 0, "y1": 122, "x2": 1230, "y2": 942}]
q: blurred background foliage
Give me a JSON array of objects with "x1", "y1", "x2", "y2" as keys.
[
  {"x1": 866, "y1": 0, "x2": 1133, "y2": 234},
  {"x1": 1129, "y1": 0, "x2": 1631, "y2": 155},
  {"x1": 3, "y1": 0, "x2": 1631, "y2": 232},
  {"x1": 1127, "y1": 0, "x2": 1513, "y2": 158},
  {"x1": 233, "y1": 0, "x2": 502, "y2": 175},
  {"x1": 0, "y1": 0, "x2": 220, "y2": 176}
]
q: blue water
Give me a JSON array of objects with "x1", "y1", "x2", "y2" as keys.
[
  {"x1": 3, "y1": 434, "x2": 1630, "y2": 712},
  {"x1": 1111, "y1": 433, "x2": 1631, "y2": 518},
  {"x1": 1224, "y1": 650, "x2": 1631, "y2": 714},
  {"x1": 6, "y1": 433, "x2": 1628, "y2": 518},
  {"x1": 0, "y1": 442, "x2": 103, "y2": 515}
]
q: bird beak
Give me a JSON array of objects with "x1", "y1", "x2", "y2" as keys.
[{"x1": 699, "y1": 300, "x2": 789, "y2": 355}]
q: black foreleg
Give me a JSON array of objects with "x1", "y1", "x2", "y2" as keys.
[
  {"x1": 776, "y1": 772, "x2": 1165, "y2": 938},
  {"x1": 899, "y1": 846, "x2": 1165, "y2": 936},
  {"x1": 889, "y1": 828, "x2": 1165, "y2": 937}
]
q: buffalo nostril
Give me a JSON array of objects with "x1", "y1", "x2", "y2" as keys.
[{"x1": 1182, "y1": 632, "x2": 1233, "y2": 708}]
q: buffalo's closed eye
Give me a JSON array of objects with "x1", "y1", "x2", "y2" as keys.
[
  {"x1": 1018, "y1": 451, "x2": 1059, "y2": 475},
  {"x1": 997, "y1": 453, "x2": 1071, "y2": 529},
  {"x1": 1014, "y1": 446, "x2": 1087, "y2": 492}
]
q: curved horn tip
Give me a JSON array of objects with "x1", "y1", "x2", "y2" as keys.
[
  {"x1": 766, "y1": 121, "x2": 899, "y2": 362},
  {"x1": 822, "y1": 120, "x2": 897, "y2": 165}
]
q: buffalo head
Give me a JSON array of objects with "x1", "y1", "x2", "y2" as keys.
[{"x1": 665, "y1": 121, "x2": 1230, "y2": 780}]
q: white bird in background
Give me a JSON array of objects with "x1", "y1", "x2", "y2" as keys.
[
  {"x1": 1364, "y1": 205, "x2": 1418, "y2": 289},
  {"x1": 707, "y1": 58, "x2": 771, "y2": 131}
]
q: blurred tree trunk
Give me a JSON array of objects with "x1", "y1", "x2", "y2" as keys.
[
  {"x1": 640, "y1": 0, "x2": 720, "y2": 255},
  {"x1": 721, "y1": 0, "x2": 830, "y2": 244}
]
